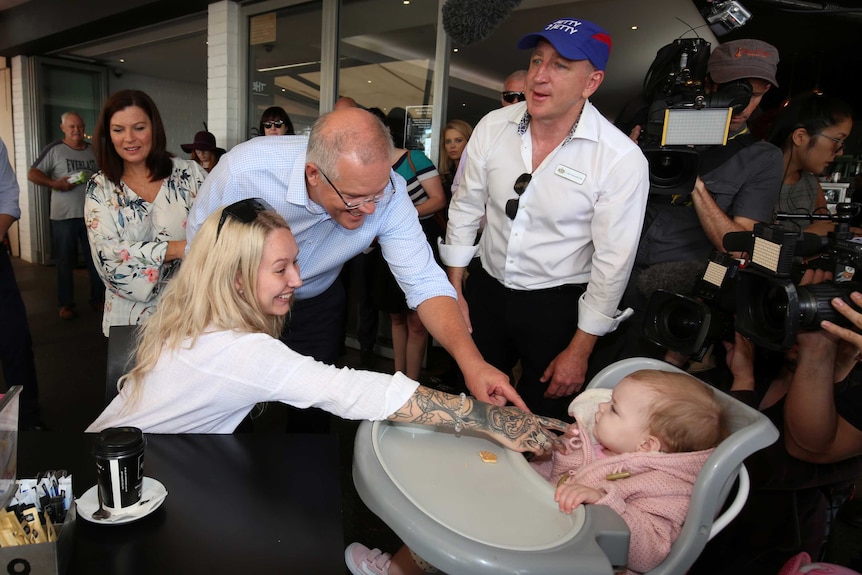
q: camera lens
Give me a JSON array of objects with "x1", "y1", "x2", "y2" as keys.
[
  {"x1": 762, "y1": 285, "x2": 788, "y2": 329},
  {"x1": 643, "y1": 290, "x2": 717, "y2": 355},
  {"x1": 663, "y1": 306, "x2": 703, "y2": 340},
  {"x1": 644, "y1": 149, "x2": 699, "y2": 194},
  {"x1": 797, "y1": 282, "x2": 862, "y2": 329},
  {"x1": 736, "y1": 271, "x2": 798, "y2": 351}
]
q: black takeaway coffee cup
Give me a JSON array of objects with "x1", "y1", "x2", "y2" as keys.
[{"x1": 93, "y1": 427, "x2": 146, "y2": 509}]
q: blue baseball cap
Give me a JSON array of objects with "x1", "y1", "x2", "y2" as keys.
[{"x1": 517, "y1": 18, "x2": 612, "y2": 71}]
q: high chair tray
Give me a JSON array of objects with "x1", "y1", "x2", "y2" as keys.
[{"x1": 353, "y1": 420, "x2": 630, "y2": 575}]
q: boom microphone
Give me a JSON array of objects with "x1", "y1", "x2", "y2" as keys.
[
  {"x1": 442, "y1": 0, "x2": 523, "y2": 46},
  {"x1": 636, "y1": 261, "x2": 708, "y2": 297}
]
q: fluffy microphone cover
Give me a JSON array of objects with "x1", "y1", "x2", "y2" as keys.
[
  {"x1": 442, "y1": 0, "x2": 523, "y2": 46},
  {"x1": 636, "y1": 260, "x2": 707, "y2": 297}
]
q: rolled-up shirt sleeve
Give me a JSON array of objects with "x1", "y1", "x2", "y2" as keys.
[
  {"x1": 579, "y1": 146, "x2": 649, "y2": 335},
  {"x1": 440, "y1": 136, "x2": 485, "y2": 268},
  {"x1": 378, "y1": 177, "x2": 456, "y2": 309}
]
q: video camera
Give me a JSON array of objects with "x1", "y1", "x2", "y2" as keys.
[
  {"x1": 643, "y1": 252, "x2": 739, "y2": 360},
  {"x1": 735, "y1": 217, "x2": 862, "y2": 350},
  {"x1": 703, "y1": 0, "x2": 753, "y2": 37},
  {"x1": 643, "y1": 206, "x2": 862, "y2": 354},
  {"x1": 639, "y1": 38, "x2": 753, "y2": 196}
]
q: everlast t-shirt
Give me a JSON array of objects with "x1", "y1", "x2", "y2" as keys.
[{"x1": 32, "y1": 141, "x2": 97, "y2": 220}]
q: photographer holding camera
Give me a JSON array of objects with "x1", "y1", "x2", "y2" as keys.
[
  {"x1": 598, "y1": 39, "x2": 786, "y2": 366},
  {"x1": 689, "y1": 273, "x2": 862, "y2": 574},
  {"x1": 637, "y1": 38, "x2": 783, "y2": 279},
  {"x1": 791, "y1": 296, "x2": 862, "y2": 463}
]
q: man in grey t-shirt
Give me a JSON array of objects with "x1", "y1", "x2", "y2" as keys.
[{"x1": 28, "y1": 112, "x2": 102, "y2": 320}]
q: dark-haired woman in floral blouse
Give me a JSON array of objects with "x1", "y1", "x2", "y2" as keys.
[{"x1": 85, "y1": 90, "x2": 206, "y2": 336}]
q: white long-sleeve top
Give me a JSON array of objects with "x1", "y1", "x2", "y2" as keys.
[
  {"x1": 440, "y1": 101, "x2": 649, "y2": 336},
  {"x1": 88, "y1": 329, "x2": 419, "y2": 434}
]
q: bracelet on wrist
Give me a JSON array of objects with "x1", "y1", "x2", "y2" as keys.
[{"x1": 453, "y1": 392, "x2": 466, "y2": 434}]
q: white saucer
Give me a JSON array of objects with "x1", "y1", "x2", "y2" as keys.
[{"x1": 76, "y1": 476, "x2": 168, "y2": 525}]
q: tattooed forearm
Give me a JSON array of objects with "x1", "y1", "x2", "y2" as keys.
[
  {"x1": 388, "y1": 386, "x2": 464, "y2": 427},
  {"x1": 388, "y1": 385, "x2": 569, "y2": 454}
]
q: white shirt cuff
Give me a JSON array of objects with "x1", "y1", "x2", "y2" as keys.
[
  {"x1": 577, "y1": 293, "x2": 635, "y2": 336},
  {"x1": 438, "y1": 238, "x2": 478, "y2": 268}
]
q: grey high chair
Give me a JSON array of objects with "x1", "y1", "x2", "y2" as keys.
[{"x1": 352, "y1": 357, "x2": 780, "y2": 575}]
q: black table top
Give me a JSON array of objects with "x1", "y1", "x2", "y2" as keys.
[{"x1": 17, "y1": 432, "x2": 346, "y2": 574}]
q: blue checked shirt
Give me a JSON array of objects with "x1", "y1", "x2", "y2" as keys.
[
  {"x1": 187, "y1": 136, "x2": 455, "y2": 307},
  {"x1": 0, "y1": 138, "x2": 20, "y2": 220}
]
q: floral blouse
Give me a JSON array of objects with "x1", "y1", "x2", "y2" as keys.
[{"x1": 85, "y1": 157, "x2": 206, "y2": 336}]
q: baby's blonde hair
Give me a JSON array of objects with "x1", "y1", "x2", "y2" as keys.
[{"x1": 626, "y1": 370, "x2": 727, "y2": 453}]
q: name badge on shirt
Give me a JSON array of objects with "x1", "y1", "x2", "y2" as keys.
[{"x1": 555, "y1": 164, "x2": 586, "y2": 185}]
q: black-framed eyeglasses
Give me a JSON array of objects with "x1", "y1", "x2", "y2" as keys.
[
  {"x1": 262, "y1": 120, "x2": 285, "y2": 129},
  {"x1": 216, "y1": 198, "x2": 274, "y2": 239},
  {"x1": 814, "y1": 132, "x2": 846, "y2": 154},
  {"x1": 318, "y1": 168, "x2": 393, "y2": 210},
  {"x1": 505, "y1": 173, "x2": 532, "y2": 220},
  {"x1": 501, "y1": 91, "x2": 526, "y2": 104}
]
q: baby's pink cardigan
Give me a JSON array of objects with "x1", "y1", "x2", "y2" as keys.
[{"x1": 532, "y1": 419, "x2": 714, "y2": 574}]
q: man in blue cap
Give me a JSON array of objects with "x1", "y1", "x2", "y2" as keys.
[{"x1": 440, "y1": 18, "x2": 650, "y2": 420}]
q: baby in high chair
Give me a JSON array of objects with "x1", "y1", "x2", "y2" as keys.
[
  {"x1": 533, "y1": 369, "x2": 728, "y2": 574},
  {"x1": 346, "y1": 369, "x2": 727, "y2": 575}
]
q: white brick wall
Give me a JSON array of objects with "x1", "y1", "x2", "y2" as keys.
[
  {"x1": 11, "y1": 55, "x2": 34, "y2": 262},
  {"x1": 208, "y1": 0, "x2": 242, "y2": 149},
  {"x1": 108, "y1": 73, "x2": 208, "y2": 157}
]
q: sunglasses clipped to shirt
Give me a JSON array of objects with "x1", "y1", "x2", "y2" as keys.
[
  {"x1": 505, "y1": 173, "x2": 532, "y2": 220},
  {"x1": 216, "y1": 198, "x2": 275, "y2": 239},
  {"x1": 262, "y1": 120, "x2": 285, "y2": 129},
  {"x1": 501, "y1": 91, "x2": 526, "y2": 104}
]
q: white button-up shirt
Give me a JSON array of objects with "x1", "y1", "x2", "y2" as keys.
[{"x1": 440, "y1": 100, "x2": 649, "y2": 336}]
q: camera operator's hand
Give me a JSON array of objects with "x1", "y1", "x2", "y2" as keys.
[
  {"x1": 663, "y1": 349, "x2": 689, "y2": 368},
  {"x1": 798, "y1": 267, "x2": 833, "y2": 286},
  {"x1": 821, "y1": 292, "x2": 862, "y2": 359},
  {"x1": 724, "y1": 332, "x2": 755, "y2": 393},
  {"x1": 786, "y1": 328, "x2": 862, "y2": 462}
]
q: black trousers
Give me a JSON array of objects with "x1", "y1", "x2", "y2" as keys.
[
  {"x1": 465, "y1": 265, "x2": 584, "y2": 421},
  {"x1": 277, "y1": 279, "x2": 347, "y2": 433},
  {"x1": 0, "y1": 247, "x2": 41, "y2": 428}
]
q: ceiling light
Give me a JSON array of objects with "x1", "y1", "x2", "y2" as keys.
[
  {"x1": 119, "y1": 58, "x2": 125, "y2": 63},
  {"x1": 631, "y1": 26, "x2": 638, "y2": 30},
  {"x1": 453, "y1": 48, "x2": 459, "y2": 53}
]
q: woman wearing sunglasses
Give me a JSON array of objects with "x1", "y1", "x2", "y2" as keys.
[
  {"x1": 85, "y1": 90, "x2": 207, "y2": 336},
  {"x1": 87, "y1": 199, "x2": 567, "y2": 452},
  {"x1": 258, "y1": 106, "x2": 295, "y2": 137}
]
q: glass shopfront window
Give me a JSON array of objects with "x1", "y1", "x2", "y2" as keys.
[
  {"x1": 243, "y1": 0, "x2": 506, "y2": 150},
  {"x1": 246, "y1": 2, "x2": 323, "y2": 138},
  {"x1": 338, "y1": 0, "x2": 438, "y2": 155}
]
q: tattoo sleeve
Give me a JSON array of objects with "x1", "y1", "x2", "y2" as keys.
[{"x1": 388, "y1": 386, "x2": 557, "y2": 453}]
